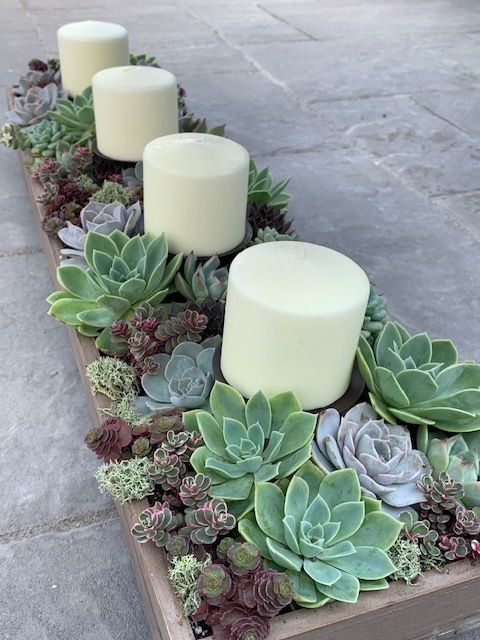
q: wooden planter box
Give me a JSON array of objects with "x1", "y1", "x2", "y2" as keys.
[{"x1": 10, "y1": 88, "x2": 480, "y2": 640}]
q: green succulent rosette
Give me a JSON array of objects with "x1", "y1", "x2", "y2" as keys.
[
  {"x1": 239, "y1": 462, "x2": 401, "y2": 607},
  {"x1": 189, "y1": 382, "x2": 317, "y2": 518},
  {"x1": 357, "y1": 321, "x2": 480, "y2": 433},
  {"x1": 47, "y1": 230, "x2": 182, "y2": 349}
]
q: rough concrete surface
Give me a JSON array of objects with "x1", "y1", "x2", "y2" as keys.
[{"x1": 1, "y1": 0, "x2": 480, "y2": 638}]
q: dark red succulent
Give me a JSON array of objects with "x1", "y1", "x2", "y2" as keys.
[
  {"x1": 471, "y1": 540, "x2": 480, "y2": 558},
  {"x1": 149, "y1": 410, "x2": 184, "y2": 445},
  {"x1": 85, "y1": 417, "x2": 132, "y2": 461},
  {"x1": 252, "y1": 569, "x2": 294, "y2": 617},
  {"x1": 216, "y1": 604, "x2": 270, "y2": 640},
  {"x1": 29, "y1": 58, "x2": 49, "y2": 71}
]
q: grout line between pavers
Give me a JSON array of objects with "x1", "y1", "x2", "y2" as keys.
[
  {"x1": 256, "y1": 3, "x2": 317, "y2": 42},
  {"x1": 0, "y1": 506, "x2": 118, "y2": 545},
  {"x1": 185, "y1": 6, "x2": 302, "y2": 106}
]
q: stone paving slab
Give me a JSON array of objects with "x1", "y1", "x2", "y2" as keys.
[
  {"x1": 0, "y1": 251, "x2": 111, "y2": 533},
  {"x1": 261, "y1": 0, "x2": 480, "y2": 39},
  {"x1": 259, "y1": 147, "x2": 480, "y2": 360},
  {"x1": 0, "y1": 519, "x2": 151, "y2": 640},
  {"x1": 180, "y1": 71, "x2": 345, "y2": 156},
  {"x1": 241, "y1": 34, "x2": 480, "y2": 104},
  {"x1": 307, "y1": 94, "x2": 480, "y2": 197}
]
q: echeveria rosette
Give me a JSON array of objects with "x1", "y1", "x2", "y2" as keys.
[
  {"x1": 312, "y1": 402, "x2": 430, "y2": 515},
  {"x1": 58, "y1": 200, "x2": 143, "y2": 267},
  {"x1": 175, "y1": 253, "x2": 228, "y2": 303},
  {"x1": 357, "y1": 321, "x2": 480, "y2": 433},
  {"x1": 239, "y1": 463, "x2": 402, "y2": 607},
  {"x1": 189, "y1": 381, "x2": 317, "y2": 519},
  {"x1": 138, "y1": 338, "x2": 219, "y2": 413},
  {"x1": 47, "y1": 230, "x2": 182, "y2": 348},
  {"x1": 426, "y1": 433, "x2": 480, "y2": 509}
]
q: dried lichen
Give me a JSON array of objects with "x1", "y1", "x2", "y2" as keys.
[
  {"x1": 168, "y1": 553, "x2": 212, "y2": 617},
  {"x1": 86, "y1": 356, "x2": 138, "y2": 419},
  {"x1": 95, "y1": 457, "x2": 154, "y2": 503},
  {"x1": 387, "y1": 538, "x2": 422, "y2": 585}
]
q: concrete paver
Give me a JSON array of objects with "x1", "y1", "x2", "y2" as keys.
[{"x1": 2, "y1": 0, "x2": 480, "y2": 638}]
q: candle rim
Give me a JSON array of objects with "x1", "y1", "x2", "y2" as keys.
[
  {"x1": 57, "y1": 20, "x2": 128, "y2": 41},
  {"x1": 143, "y1": 133, "x2": 250, "y2": 179},
  {"x1": 92, "y1": 65, "x2": 177, "y2": 92},
  {"x1": 227, "y1": 241, "x2": 370, "y2": 317}
]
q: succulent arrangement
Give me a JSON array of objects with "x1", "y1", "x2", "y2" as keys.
[
  {"x1": 6, "y1": 54, "x2": 480, "y2": 640},
  {"x1": 357, "y1": 321, "x2": 480, "y2": 432}
]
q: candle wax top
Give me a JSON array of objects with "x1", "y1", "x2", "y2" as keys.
[
  {"x1": 93, "y1": 66, "x2": 177, "y2": 92},
  {"x1": 230, "y1": 242, "x2": 369, "y2": 315},
  {"x1": 57, "y1": 21, "x2": 127, "y2": 41},
  {"x1": 143, "y1": 133, "x2": 249, "y2": 179}
]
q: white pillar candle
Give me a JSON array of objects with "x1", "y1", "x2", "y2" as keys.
[
  {"x1": 92, "y1": 66, "x2": 178, "y2": 162},
  {"x1": 221, "y1": 242, "x2": 370, "y2": 410},
  {"x1": 57, "y1": 21, "x2": 129, "y2": 97},
  {"x1": 143, "y1": 133, "x2": 249, "y2": 256}
]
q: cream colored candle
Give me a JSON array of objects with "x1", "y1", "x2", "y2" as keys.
[
  {"x1": 221, "y1": 242, "x2": 370, "y2": 410},
  {"x1": 57, "y1": 21, "x2": 129, "y2": 97},
  {"x1": 92, "y1": 66, "x2": 178, "y2": 162},
  {"x1": 143, "y1": 133, "x2": 249, "y2": 256}
]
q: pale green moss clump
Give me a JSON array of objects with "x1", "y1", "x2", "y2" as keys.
[
  {"x1": 95, "y1": 457, "x2": 154, "y2": 503},
  {"x1": 388, "y1": 538, "x2": 422, "y2": 585},
  {"x1": 86, "y1": 356, "x2": 138, "y2": 419},
  {"x1": 168, "y1": 554, "x2": 212, "y2": 617}
]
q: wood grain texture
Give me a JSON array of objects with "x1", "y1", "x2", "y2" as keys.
[{"x1": 10, "y1": 86, "x2": 480, "y2": 640}]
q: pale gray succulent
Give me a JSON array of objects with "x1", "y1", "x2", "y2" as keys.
[
  {"x1": 136, "y1": 337, "x2": 221, "y2": 414},
  {"x1": 58, "y1": 200, "x2": 143, "y2": 267},
  {"x1": 16, "y1": 69, "x2": 60, "y2": 95},
  {"x1": 122, "y1": 162, "x2": 143, "y2": 188},
  {"x1": 7, "y1": 84, "x2": 63, "y2": 126},
  {"x1": 312, "y1": 402, "x2": 430, "y2": 516}
]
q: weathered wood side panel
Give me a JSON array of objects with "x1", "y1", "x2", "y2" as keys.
[{"x1": 11, "y1": 86, "x2": 480, "y2": 640}]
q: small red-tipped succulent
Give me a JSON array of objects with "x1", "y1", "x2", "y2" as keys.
[
  {"x1": 180, "y1": 498, "x2": 236, "y2": 545},
  {"x1": 454, "y1": 506, "x2": 480, "y2": 536},
  {"x1": 162, "y1": 430, "x2": 190, "y2": 459},
  {"x1": 131, "y1": 501, "x2": 181, "y2": 547},
  {"x1": 148, "y1": 448, "x2": 186, "y2": 491},
  {"x1": 85, "y1": 417, "x2": 132, "y2": 461},
  {"x1": 179, "y1": 474, "x2": 211, "y2": 507},
  {"x1": 197, "y1": 564, "x2": 235, "y2": 605},
  {"x1": 227, "y1": 542, "x2": 261, "y2": 577},
  {"x1": 216, "y1": 604, "x2": 270, "y2": 640},
  {"x1": 438, "y1": 535, "x2": 469, "y2": 561}
]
